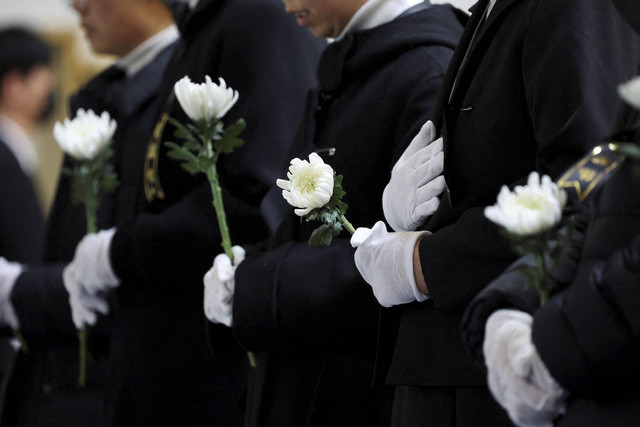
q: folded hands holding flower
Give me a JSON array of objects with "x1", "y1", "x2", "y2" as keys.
[{"x1": 54, "y1": 108, "x2": 120, "y2": 387}]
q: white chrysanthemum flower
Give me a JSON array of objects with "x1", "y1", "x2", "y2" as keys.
[
  {"x1": 484, "y1": 171, "x2": 567, "y2": 236},
  {"x1": 53, "y1": 109, "x2": 116, "y2": 161},
  {"x1": 174, "y1": 75, "x2": 239, "y2": 122},
  {"x1": 276, "y1": 152, "x2": 334, "y2": 216},
  {"x1": 619, "y1": 75, "x2": 640, "y2": 110}
]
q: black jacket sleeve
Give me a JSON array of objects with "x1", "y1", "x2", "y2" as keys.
[{"x1": 533, "y1": 233, "x2": 640, "y2": 398}]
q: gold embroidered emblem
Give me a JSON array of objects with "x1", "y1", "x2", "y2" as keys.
[
  {"x1": 557, "y1": 144, "x2": 623, "y2": 202},
  {"x1": 144, "y1": 113, "x2": 169, "y2": 202}
]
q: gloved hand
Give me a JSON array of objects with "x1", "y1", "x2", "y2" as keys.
[
  {"x1": 203, "y1": 246, "x2": 246, "y2": 327},
  {"x1": 0, "y1": 258, "x2": 23, "y2": 329},
  {"x1": 484, "y1": 309, "x2": 567, "y2": 427},
  {"x1": 63, "y1": 264, "x2": 110, "y2": 328},
  {"x1": 351, "y1": 221, "x2": 429, "y2": 307},
  {"x1": 63, "y1": 228, "x2": 120, "y2": 329},
  {"x1": 383, "y1": 120, "x2": 446, "y2": 231}
]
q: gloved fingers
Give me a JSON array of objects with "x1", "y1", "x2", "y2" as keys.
[
  {"x1": 209, "y1": 276, "x2": 233, "y2": 302},
  {"x1": 412, "y1": 197, "x2": 441, "y2": 223},
  {"x1": 351, "y1": 227, "x2": 373, "y2": 247},
  {"x1": 77, "y1": 292, "x2": 110, "y2": 315},
  {"x1": 399, "y1": 121, "x2": 437, "y2": 162},
  {"x1": 231, "y1": 246, "x2": 246, "y2": 265},
  {"x1": 70, "y1": 298, "x2": 98, "y2": 328},
  {"x1": 351, "y1": 220, "x2": 390, "y2": 247},
  {"x1": 62, "y1": 265, "x2": 79, "y2": 294},
  {"x1": 409, "y1": 137, "x2": 443, "y2": 169},
  {"x1": 416, "y1": 175, "x2": 446, "y2": 201},
  {"x1": 365, "y1": 220, "x2": 390, "y2": 245},
  {"x1": 213, "y1": 253, "x2": 234, "y2": 282},
  {"x1": 414, "y1": 151, "x2": 444, "y2": 186},
  {"x1": 204, "y1": 295, "x2": 233, "y2": 327}
]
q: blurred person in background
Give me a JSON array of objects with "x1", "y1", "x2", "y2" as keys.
[
  {"x1": 0, "y1": 1, "x2": 179, "y2": 425},
  {"x1": 0, "y1": 27, "x2": 50, "y2": 265},
  {"x1": 0, "y1": 25, "x2": 51, "y2": 424}
]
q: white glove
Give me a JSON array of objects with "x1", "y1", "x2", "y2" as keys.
[
  {"x1": 63, "y1": 228, "x2": 120, "y2": 329},
  {"x1": 484, "y1": 309, "x2": 567, "y2": 427},
  {"x1": 351, "y1": 221, "x2": 428, "y2": 307},
  {"x1": 63, "y1": 263, "x2": 110, "y2": 328},
  {"x1": 383, "y1": 120, "x2": 446, "y2": 231},
  {"x1": 203, "y1": 246, "x2": 245, "y2": 327},
  {"x1": 0, "y1": 258, "x2": 23, "y2": 329},
  {"x1": 67, "y1": 228, "x2": 120, "y2": 294}
]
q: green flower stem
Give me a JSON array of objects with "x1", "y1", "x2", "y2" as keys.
[
  {"x1": 534, "y1": 250, "x2": 549, "y2": 306},
  {"x1": 78, "y1": 327, "x2": 88, "y2": 388},
  {"x1": 78, "y1": 203, "x2": 98, "y2": 389},
  {"x1": 340, "y1": 215, "x2": 355, "y2": 235},
  {"x1": 206, "y1": 164, "x2": 234, "y2": 263},
  {"x1": 206, "y1": 164, "x2": 257, "y2": 368}
]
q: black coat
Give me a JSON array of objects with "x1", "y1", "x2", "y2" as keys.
[
  {"x1": 230, "y1": 5, "x2": 464, "y2": 426},
  {"x1": 386, "y1": 0, "x2": 640, "y2": 424},
  {"x1": 0, "y1": 139, "x2": 44, "y2": 264},
  {"x1": 3, "y1": 43, "x2": 176, "y2": 427},
  {"x1": 104, "y1": 0, "x2": 325, "y2": 425},
  {"x1": 461, "y1": 104, "x2": 640, "y2": 425}
]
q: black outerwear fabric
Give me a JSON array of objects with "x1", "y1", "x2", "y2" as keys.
[
  {"x1": 230, "y1": 5, "x2": 464, "y2": 426},
  {"x1": 533, "y1": 126, "x2": 640, "y2": 425},
  {"x1": 461, "y1": 104, "x2": 640, "y2": 425},
  {"x1": 104, "y1": 0, "x2": 325, "y2": 425},
  {"x1": 0, "y1": 139, "x2": 44, "y2": 265},
  {"x1": 385, "y1": 0, "x2": 640, "y2": 424},
  {"x1": 3, "y1": 43, "x2": 176, "y2": 427}
]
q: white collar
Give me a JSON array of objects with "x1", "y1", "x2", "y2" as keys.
[
  {"x1": 335, "y1": 0, "x2": 423, "y2": 41},
  {"x1": 116, "y1": 25, "x2": 179, "y2": 77},
  {"x1": 0, "y1": 114, "x2": 39, "y2": 175}
]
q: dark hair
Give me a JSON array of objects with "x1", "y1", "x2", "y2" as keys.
[{"x1": 0, "y1": 27, "x2": 52, "y2": 82}]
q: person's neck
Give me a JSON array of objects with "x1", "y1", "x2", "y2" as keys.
[{"x1": 0, "y1": 107, "x2": 32, "y2": 135}]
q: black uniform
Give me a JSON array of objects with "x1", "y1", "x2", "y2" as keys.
[
  {"x1": 4, "y1": 43, "x2": 177, "y2": 427},
  {"x1": 462, "y1": 104, "x2": 640, "y2": 425},
  {"x1": 230, "y1": 4, "x2": 464, "y2": 426},
  {"x1": 387, "y1": 0, "x2": 640, "y2": 425},
  {"x1": 104, "y1": 0, "x2": 325, "y2": 425},
  {"x1": 0, "y1": 139, "x2": 43, "y2": 264}
]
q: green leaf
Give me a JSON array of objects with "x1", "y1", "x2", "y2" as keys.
[
  {"x1": 164, "y1": 142, "x2": 199, "y2": 163},
  {"x1": 215, "y1": 119, "x2": 246, "y2": 154},
  {"x1": 309, "y1": 224, "x2": 334, "y2": 247},
  {"x1": 168, "y1": 117, "x2": 197, "y2": 143},
  {"x1": 181, "y1": 162, "x2": 203, "y2": 175}
]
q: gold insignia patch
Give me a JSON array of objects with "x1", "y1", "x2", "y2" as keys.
[
  {"x1": 557, "y1": 143, "x2": 624, "y2": 203},
  {"x1": 144, "y1": 113, "x2": 169, "y2": 202}
]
